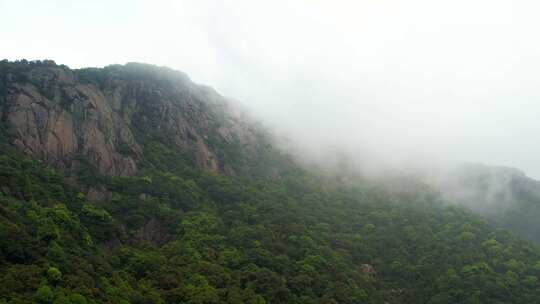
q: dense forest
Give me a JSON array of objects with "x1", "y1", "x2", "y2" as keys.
[{"x1": 2, "y1": 60, "x2": 540, "y2": 303}]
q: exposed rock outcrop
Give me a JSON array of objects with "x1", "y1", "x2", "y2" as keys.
[
  {"x1": 360, "y1": 264, "x2": 376, "y2": 275},
  {"x1": 134, "y1": 218, "x2": 169, "y2": 246},
  {"x1": 0, "y1": 60, "x2": 258, "y2": 176}
]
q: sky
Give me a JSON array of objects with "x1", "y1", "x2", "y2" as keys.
[{"x1": 2, "y1": 0, "x2": 540, "y2": 177}]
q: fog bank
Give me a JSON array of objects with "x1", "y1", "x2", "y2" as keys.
[{"x1": 3, "y1": 0, "x2": 540, "y2": 177}]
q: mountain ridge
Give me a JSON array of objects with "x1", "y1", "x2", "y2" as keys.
[
  {"x1": 0, "y1": 60, "x2": 272, "y2": 179},
  {"x1": 423, "y1": 162, "x2": 540, "y2": 243},
  {"x1": 2, "y1": 59, "x2": 540, "y2": 303}
]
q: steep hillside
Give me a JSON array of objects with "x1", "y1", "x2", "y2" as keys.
[
  {"x1": 426, "y1": 163, "x2": 540, "y2": 244},
  {"x1": 2, "y1": 60, "x2": 540, "y2": 304},
  {"x1": 0, "y1": 60, "x2": 278, "y2": 178}
]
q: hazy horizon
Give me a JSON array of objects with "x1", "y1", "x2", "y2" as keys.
[{"x1": 3, "y1": 0, "x2": 540, "y2": 178}]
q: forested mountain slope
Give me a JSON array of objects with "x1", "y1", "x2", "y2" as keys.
[
  {"x1": 1, "y1": 60, "x2": 540, "y2": 304},
  {"x1": 424, "y1": 163, "x2": 540, "y2": 244}
]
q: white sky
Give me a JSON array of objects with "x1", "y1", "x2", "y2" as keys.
[{"x1": 2, "y1": 0, "x2": 540, "y2": 177}]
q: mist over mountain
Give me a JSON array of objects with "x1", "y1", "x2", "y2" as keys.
[
  {"x1": 421, "y1": 163, "x2": 540, "y2": 244},
  {"x1": 1, "y1": 60, "x2": 540, "y2": 304},
  {"x1": 5, "y1": 0, "x2": 540, "y2": 179},
  {"x1": 3, "y1": 1, "x2": 540, "y2": 303}
]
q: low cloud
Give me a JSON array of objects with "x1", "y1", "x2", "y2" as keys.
[{"x1": 3, "y1": 0, "x2": 540, "y2": 177}]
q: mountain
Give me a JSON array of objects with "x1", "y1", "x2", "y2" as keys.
[
  {"x1": 425, "y1": 163, "x2": 540, "y2": 244},
  {"x1": 2, "y1": 60, "x2": 540, "y2": 304},
  {"x1": 0, "y1": 59, "x2": 281, "y2": 178}
]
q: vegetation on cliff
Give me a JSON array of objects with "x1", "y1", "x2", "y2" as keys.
[{"x1": 2, "y1": 60, "x2": 540, "y2": 303}]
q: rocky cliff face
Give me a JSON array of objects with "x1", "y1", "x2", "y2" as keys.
[{"x1": 0, "y1": 60, "x2": 257, "y2": 176}]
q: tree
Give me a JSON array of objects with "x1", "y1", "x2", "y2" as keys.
[
  {"x1": 35, "y1": 285, "x2": 54, "y2": 303},
  {"x1": 47, "y1": 267, "x2": 62, "y2": 284}
]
